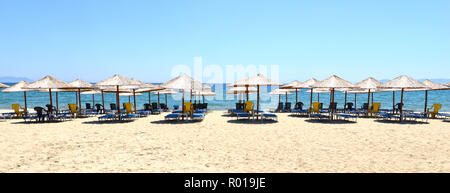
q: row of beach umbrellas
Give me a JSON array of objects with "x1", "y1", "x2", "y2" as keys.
[{"x1": 1, "y1": 74, "x2": 449, "y2": 121}]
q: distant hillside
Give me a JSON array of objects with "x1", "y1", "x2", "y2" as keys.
[{"x1": 0, "y1": 76, "x2": 34, "y2": 83}]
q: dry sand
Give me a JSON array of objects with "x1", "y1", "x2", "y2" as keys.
[{"x1": 0, "y1": 109, "x2": 449, "y2": 172}]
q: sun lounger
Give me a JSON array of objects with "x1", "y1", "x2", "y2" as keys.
[
  {"x1": 309, "y1": 113, "x2": 329, "y2": 119},
  {"x1": 404, "y1": 113, "x2": 428, "y2": 122},
  {"x1": 262, "y1": 113, "x2": 277, "y2": 121},
  {"x1": 376, "y1": 112, "x2": 400, "y2": 120},
  {"x1": 165, "y1": 113, "x2": 181, "y2": 120},
  {"x1": 236, "y1": 112, "x2": 252, "y2": 120},
  {"x1": 191, "y1": 113, "x2": 205, "y2": 121},
  {"x1": 437, "y1": 113, "x2": 450, "y2": 119},
  {"x1": 98, "y1": 114, "x2": 116, "y2": 121},
  {"x1": 336, "y1": 113, "x2": 357, "y2": 121}
]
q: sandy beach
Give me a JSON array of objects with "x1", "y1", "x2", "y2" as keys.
[{"x1": 0, "y1": 109, "x2": 449, "y2": 173}]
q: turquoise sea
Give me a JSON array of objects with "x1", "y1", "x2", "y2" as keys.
[{"x1": 1, "y1": 83, "x2": 449, "y2": 112}]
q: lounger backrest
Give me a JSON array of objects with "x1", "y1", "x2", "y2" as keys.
[
  {"x1": 12, "y1": 104, "x2": 23, "y2": 115},
  {"x1": 110, "y1": 103, "x2": 116, "y2": 110},
  {"x1": 184, "y1": 102, "x2": 193, "y2": 115},
  {"x1": 244, "y1": 101, "x2": 254, "y2": 114},
  {"x1": 34, "y1": 107, "x2": 45, "y2": 116},
  {"x1": 371, "y1": 103, "x2": 381, "y2": 113},
  {"x1": 124, "y1": 103, "x2": 133, "y2": 114},
  {"x1": 68, "y1": 104, "x2": 78, "y2": 115},
  {"x1": 312, "y1": 102, "x2": 320, "y2": 113},
  {"x1": 430, "y1": 104, "x2": 442, "y2": 113},
  {"x1": 86, "y1": 103, "x2": 91, "y2": 109}
]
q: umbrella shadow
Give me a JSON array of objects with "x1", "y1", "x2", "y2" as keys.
[
  {"x1": 374, "y1": 119, "x2": 429, "y2": 125},
  {"x1": 288, "y1": 114, "x2": 309, "y2": 118},
  {"x1": 82, "y1": 120, "x2": 136, "y2": 124},
  {"x1": 304, "y1": 119, "x2": 357, "y2": 124},
  {"x1": 10, "y1": 120, "x2": 67, "y2": 124},
  {"x1": 150, "y1": 119, "x2": 203, "y2": 124},
  {"x1": 227, "y1": 119, "x2": 277, "y2": 124}
]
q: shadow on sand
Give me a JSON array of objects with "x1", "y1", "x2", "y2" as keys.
[
  {"x1": 150, "y1": 119, "x2": 203, "y2": 124},
  {"x1": 374, "y1": 119, "x2": 429, "y2": 125},
  {"x1": 10, "y1": 120, "x2": 67, "y2": 124},
  {"x1": 82, "y1": 120, "x2": 136, "y2": 124},
  {"x1": 304, "y1": 119, "x2": 357, "y2": 124},
  {"x1": 227, "y1": 119, "x2": 277, "y2": 124}
]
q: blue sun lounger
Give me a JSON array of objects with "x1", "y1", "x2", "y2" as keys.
[
  {"x1": 376, "y1": 112, "x2": 400, "y2": 120},
  {"x1": 336, "y1": 113, "x2": 357, "y2": 121},
  {"x1": 262, "y1": 113, "x2": 277, "y2": 121},
  {"x1": 191, "y1": 113, "x2": 205, "y2": 121},
  {"x1": 98, "y1": 114, "x2": 116, "y2": 121},
  {"x1": 404, "y1": 113, "x2": 428, "y2": 122},
  {"x1": 165, "y1": 113, "x2": 181, "y2": 120},
  {"x1": 236, "y1": 112, "x2": 252, "y2": 120},
  {"x1": 309, "y1": 113, "x2": 328, "y2": 119}
]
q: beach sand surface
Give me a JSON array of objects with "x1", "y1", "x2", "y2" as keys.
[{"x1": 0, "y1": 109, "x2": 449, "y2": 172}]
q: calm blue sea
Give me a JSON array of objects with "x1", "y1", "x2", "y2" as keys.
[{"x1": 1, "y1": 83, "x2": 449, "y2": 112}]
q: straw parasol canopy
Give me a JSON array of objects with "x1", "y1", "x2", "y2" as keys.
[
  {"x1": 152, "y1": 89, "x2": 178, "y2": 106},
  {"x1": 269, "y1": 88, "x2": 294, "y2": 103},
  {"x1": 280, "y1": 80, "x2": 310, "y2": 104},
  {"x1": 230, "y1": 74, "x2": 281, "y2": 118},
  {"x1": 354, "y1": 77, "x2": 382, "y2": 112},
  {"x1": 24, "y1": 75, "x2": 71, "y2": 113},
  {"x1": 444, "y1": 82, "x2": 450, "y2": 87},
  {"x1": 95, "y1": 74, "x2": 140, "y2": 120},
  {"x1": 61, "y1": 79, "x2": 98, "y2": 110},
  {"x1": 0, "y1": 83, "x2": 9, "y2": 88},
  {"x1": 312, "y1": 75, "x2": 356, "y2": 118},
  {"x1": 226, "y1": 86, "x2": 257, "y2": 94},
  {"x1": 378, "y1": 75, "x2": 426, "y2": 120},
  {"x1": 2, "y1": 81, "x2": 30, "y2": 112},
  {"x1": 405, "y1": 79, "x2": 447, "y2": 112},
  {"x1": 161, "y1": 73, "x2": 204, "y2": 114},
  {"x1": 301, "y1": 78, "x2": 320, "y2": 109}
]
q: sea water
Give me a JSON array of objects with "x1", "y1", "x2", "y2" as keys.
[{"x1": 0, "y1": 83, "x2": 449, "y2": 112}]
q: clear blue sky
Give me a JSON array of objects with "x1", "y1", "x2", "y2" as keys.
[{"x1": 0, "y1": 0, "x2": 449, "y2": 83}]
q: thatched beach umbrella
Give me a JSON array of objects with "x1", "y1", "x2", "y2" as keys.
[
  {"x1": 269, "y1": 88, "x2": 293, "y2": 104},
  {"x1": 192, "y1": 90, "x2": 216, "y2": 104},
  {"x1": 61, "y1": 79, "x2": 97, "y2": 110},
  {"x1": 444, "y1": 82, "x2": 450, "y2": 87},
  {"x1": 136, "y1": 84, "x2": 165, "y2": 105},
  {"x1": 280, "y1": 80, "x2": 309, "y2": 104},
  {"x1": 2, "y1": 81, "x2": 30, "y2": 112},
  {"x1": 161, "y1": 73, "x2": 203, "y2": 115},
  {"x1": 410, "y1": 80, "x2": 447, "y2": 112},
  {"x1": 81, "y1": 90, "x2": 102, "y2": 108},
  {"x1": 313, "y1": 75, "x2": 356, "y2": 119},
  {"x1": 229, "y1": 74, "x2": 281, "y2": 118},
  {"x1": 355, "y1": 77, "x2": 382, "y2": 113},
  {"x1": 24, "y1": 75, "x2": 70, "y2": 114},
  {"x1": 0, "y1": 83, "x2": 9, "y2": 88},
  {"x1": 153, "y1": 89, "x2": 178, "y2": 106},
  {"x1": 302, "y1": 78, "x2": 320, "y2": 110},
  {"x1": 96, "y1": 74, "x2": 139, "y2": 120},
  {"x1": 227, "y1": 86, "x2": 257, "y2": 102},
  {"x1": 378, "y1": 75, "x2": 426, "y2": 120}
]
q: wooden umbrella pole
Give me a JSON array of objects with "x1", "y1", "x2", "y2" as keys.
[
  {"x1": 24, "y1": 91, "x2": 27, "y2": 113},
  {"x1": 371, "y1": 92, "x2": 374, "y2": 106},
  {"x1": 331, "y1": 88, "x2": 335, "y2": 120},
  {"x1": 116, "y1": 85, "x2": 121, "y2": 120},
  {"x1": 49, "y1": 88, "x2": 53, "y2": 114},
  {"x1": 78, "y1": 88, "x2": 81, "y2": 110},
  {"x1": 278, "y1": 94, "x2": 280, "y2": 103},
  {"x1": 285, "y1": 92, "x2": 288, "y2": 103},
  {"x1": 309, "y1": 88, "x2": 313, "y2": 110},
  {"x1": 257, "y1": 85, "x2": 260, "y2": 119},
  {"x1": 75, "y1": 92, "x2": 78, "y2": 107},
  {"x1": 400, "y1": 88, "x2": 404, "y2": 121},
  {"x1": 128, "y1": 96, "x2": 130, "y2": 103},
  {"x1": 165, "y1": 94, "x2": 168, "y2": 106},
  {"x1": 354, "y1": 93, "x2": 356, "y2": 108},
  {"x1": 92, "y1": 94, "x2": 95, "y2": 106},
  {"x1": 133, "y1": 89, "x2": 136, "y2": 113},
  {"x1": 148, "y1": 92, "x2": 151, "y2": 104},
  {"x1": 318, "y1": 93, "x2": 320, "y2": 102},
  {"x1": 344, "y1": 91, "x2": 347, "y2": 113},
  {"x1": 158, "y1": 93, "x2": 160, "y2": 106},
  {"x1": 424, "y1": 90, "x2": 428, "y2": 113},
  {"x1": 101, "y1": 90, "x2": 105, "y2": 111},
  {"x1": 56, "y1": 92, "x2": 59, "y2": 111},
  {"x1": 367, "y1": 89, "x2": 371, "y2": 115},
  {"x1": 203, "y1": 95, "x2": 205, "y2": 103},
  {"x1": 246, "y1": 85, "x2": 249, "y2": 101},
  {"x1": 295, "y1": 88, "x2": 298, "y2": 104},
  {"x1": 392, "y1": 91, "x2": 395, "y2": 114},
  {"x1": 182, "y1": 91, "x2": 185, "y2": 120}
]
